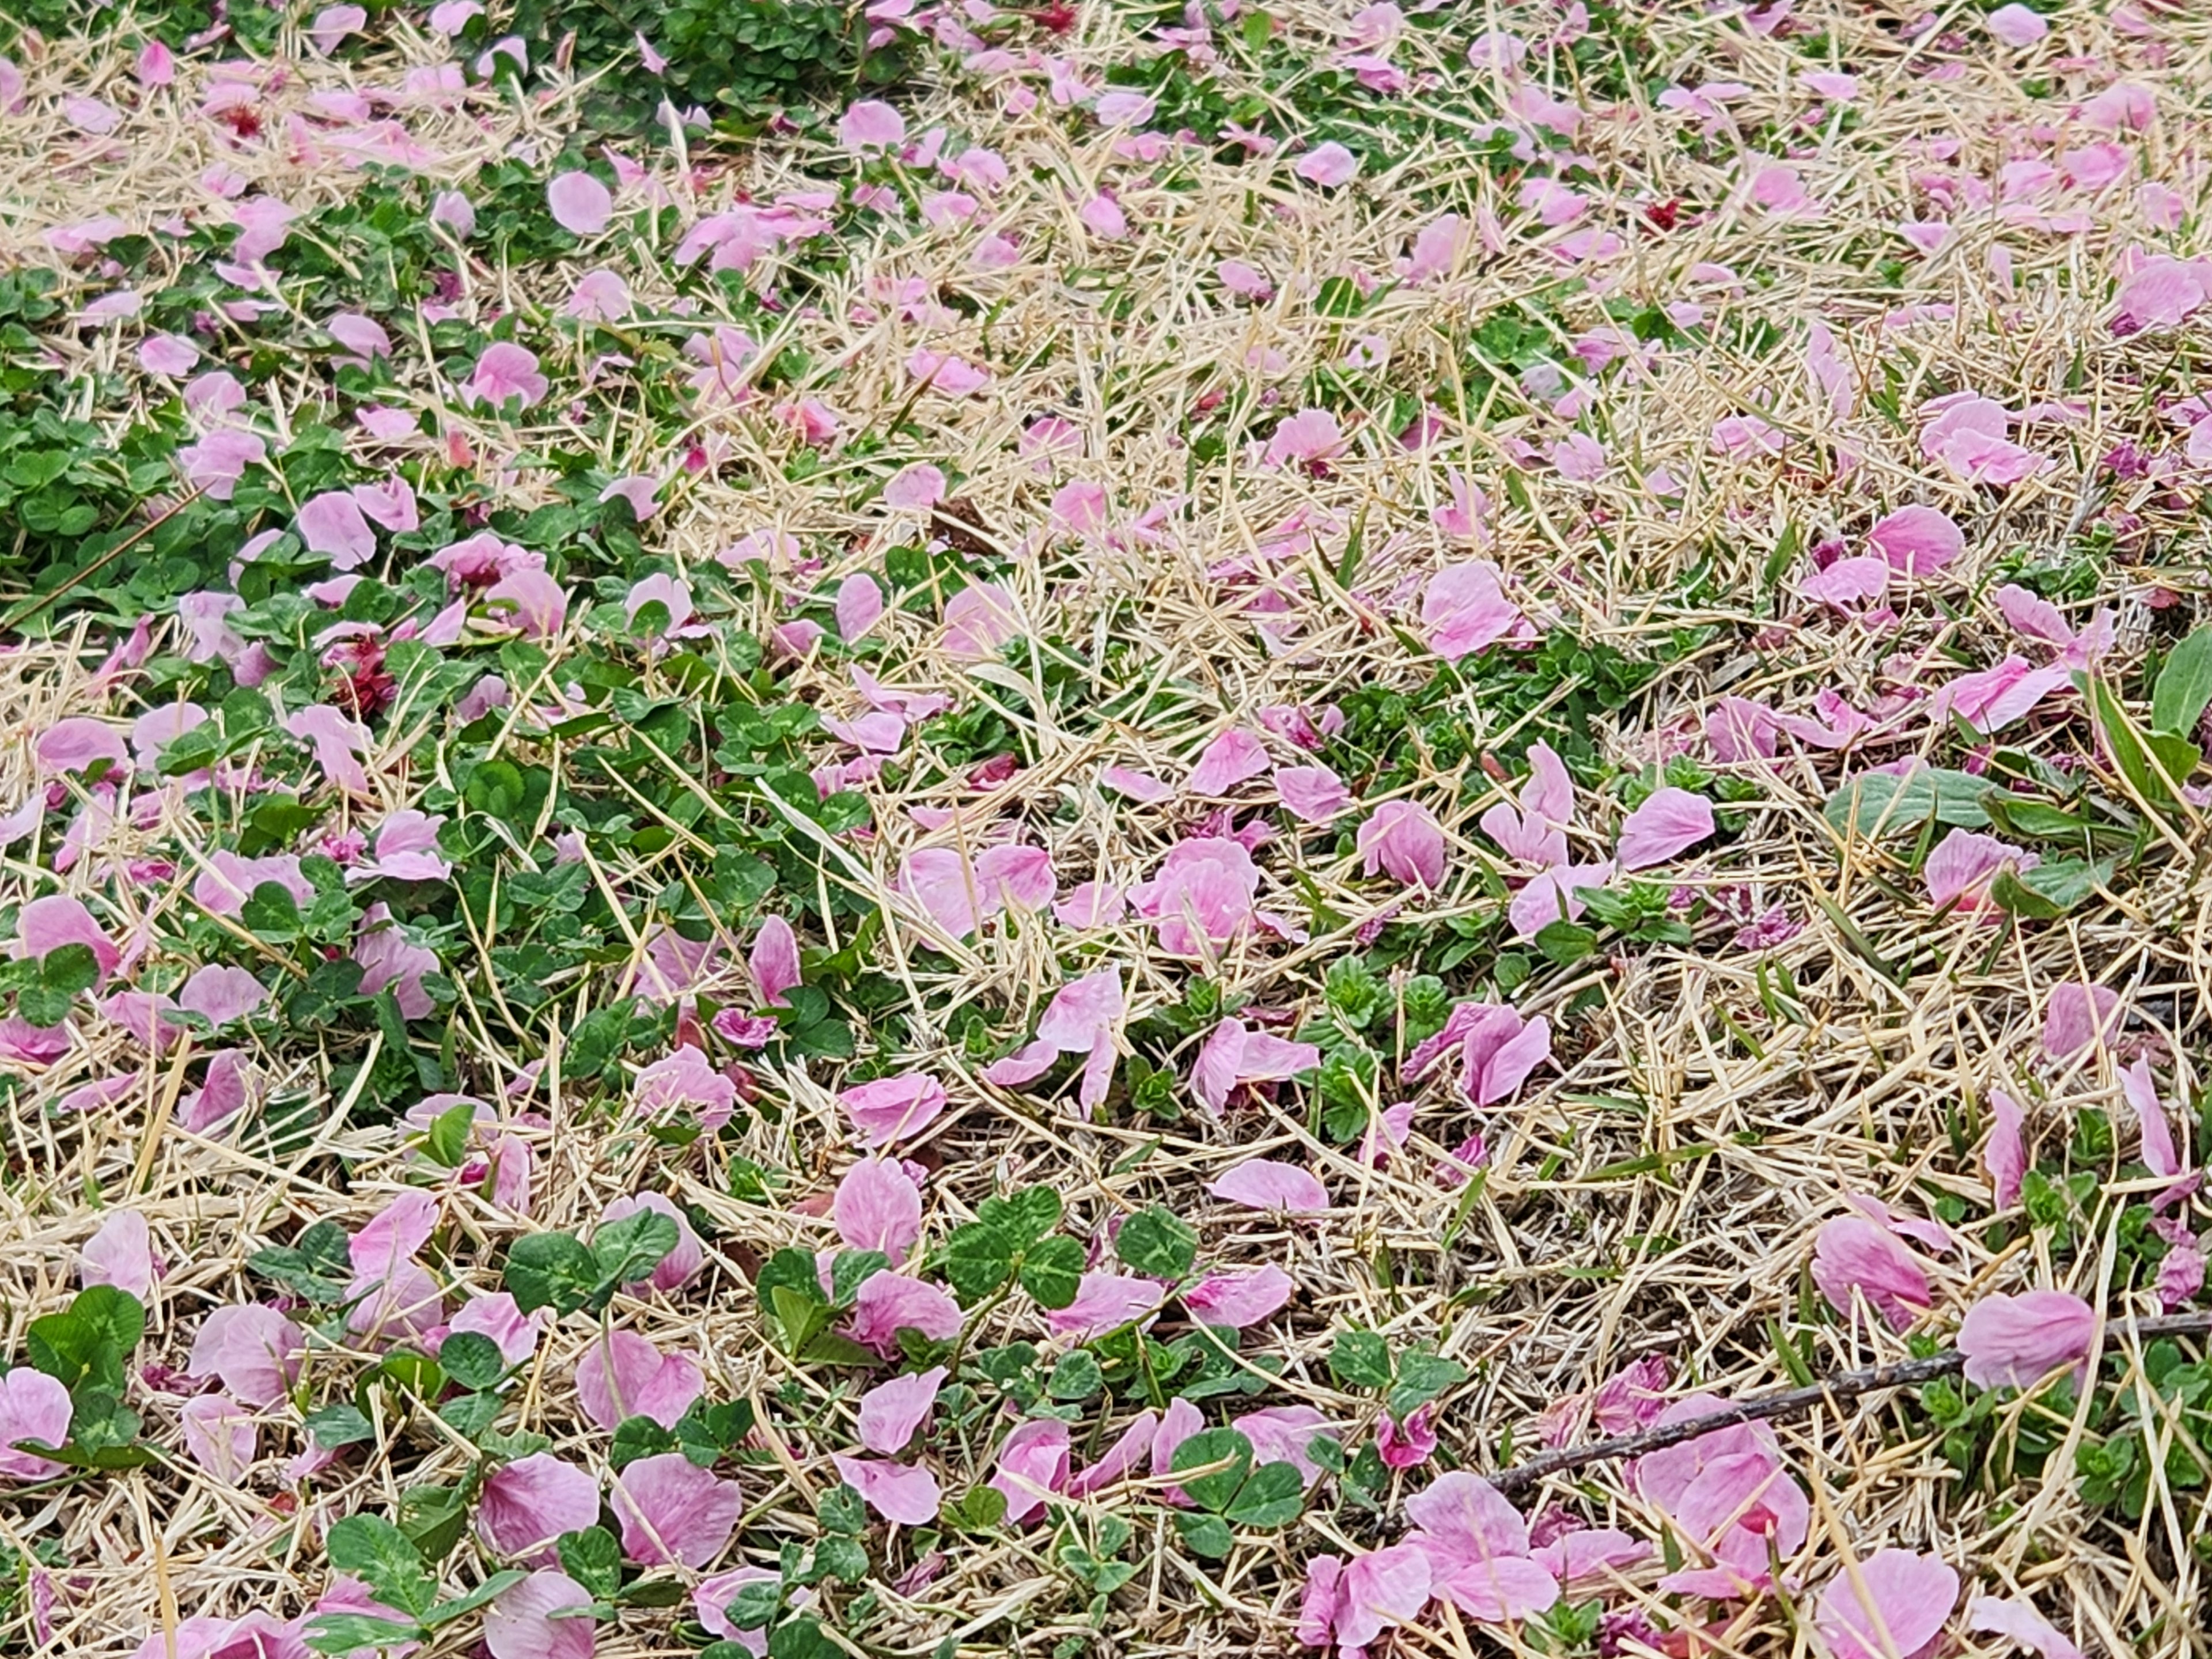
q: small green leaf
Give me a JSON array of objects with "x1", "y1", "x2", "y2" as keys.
[
  {"x1": 978, "y1": 1186, "x2": 1062, "y2": 1248},
  {"x1": 437, "y1": 1331, "x2": 507, "y2": 1392},
  {"x1": 419, "y1": 1101, "x2": 478, "y2": 1169},
  {"x1": 1388, "y1": 1351, "x2": 1468, "y2": 1419},
  {"x1": 609, "y1": 1415, "x2": 679, "y2": 1468},
  {"x1": 1224, "y1": 1461, "x2": 1304, "y2": 1528},
  {"x1": 1017, "y1": 1236, "x2": 1085, "y2": 1310},
  {"x1": 1173, "y1": 1512, "x2": 1234, "y2": 1559},
  {"x1": 305, "y1": 1613, "x2": 426, "y2": 1656},
  {"x1": 304, "y1": 1403, "x2": 377, "y2": 1450},
  {"x1": 324, "y1": 1514, "x2": 435, "y2": 1619},
  {"x1": 505, "y1": 1230, "x2": 597, "y2": 1315},
  {"x1": 422, "y1": 1569, "x2": 529, "y2": 1627},
  {"x1": 590, "y1": 1209, "x2": 680, "y2": 1297},
  {"x1": 1048, "y1": 1350, "x2": 1103, "y2": 1401},
  {"x1": 1328, "y1": 1330, "x2": 1395, "y2": 1389},
  {"x1": 2152, "y1": 626, "x2": 2212, "y2": 738},
  {"x1": 1115, "y1": 1206, "x2": 1197, "y2": 1281},
  {"x1": 399, "y1": 1484, "x2": 469, "y2": 1560},
  {"x1": 942, "y1": 1484, "x2": 1008, "y2": 1532},
  {"x1": 37, "y1": 942, "x2": 100, "y2": 996},
  {"x1": 945, "y1": 1222, "x2": 1016, "y2": 1303},
  {"x1": 557, "y1": 1527, "x2": 623, "y2": 1601},
  {"x1": 1533, "y1": 919, "x2": 1598, "y2": 966},
  {"x1": 1169, "y1": 1427, "x2": 1253, "y2": 1513},
  {"x1": 241, "y1": 880, "x2": 304, "y2": 940}
]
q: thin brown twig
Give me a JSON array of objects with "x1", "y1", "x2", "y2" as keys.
[{"x1": 1490, "y1": 1312, "x2": 2212, "y2": 1495}]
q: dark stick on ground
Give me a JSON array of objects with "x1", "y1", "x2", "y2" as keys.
[{"x1": 1490, "y1": 1310, "x2": 2212, "y2": 1496}]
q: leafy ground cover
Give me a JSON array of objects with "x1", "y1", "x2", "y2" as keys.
[{"x1": 2, "y1": 1, "x2": 2211, "y2": 1656}]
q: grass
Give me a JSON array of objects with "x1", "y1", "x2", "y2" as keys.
[{"x1": 2, "y1": 1, "x2": 2211, "y2": 1656}]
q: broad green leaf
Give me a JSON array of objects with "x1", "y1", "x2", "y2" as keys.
[
  {"x1": 1224, "y1": 1461, "x2": 1305, "y2": 1528},
  {"x1": 1388, "y1": 1351, "x2": 1468, "y2": 1419},
  {"x1": 590, "y1": 1209, "x2": 679, "y2": 1298},
  {"x1": 504, "y1": 1230, "x2": 597, "y2": 1315},
  {"x1": 1017, "y1": 1236, "x2": 1085, "y2": 1310},
  {"x1": 1115, "y1": 1206, "x2": 1197, "y2": 1281},
  {"x1": 978, "y1": 1186, "x2": 1061, "y2": 1248},
  {"x1": 1327, "y1": 1330, "x2": 1394, "y2": 1389},
  {"x1": 556, "y1": 1527, "x2": 622, "y2": 1601},
  {"x1": 1173, "y1": 1512, "x2": 1234, "y2": 1559},
  {"x1": 305, "y1": 1613, "x2": 426, "y2": 1656},
  {"x1": 437, "y1": 1331, "x2": 506, "y2": 1393},
  {"x1": 1169, "y1": 1427, "x2": 1254, "y2": 1513},
  {"x1": 944, "y1": 1222, "x2": 1015, "y2": 1303},
  {"x1": 1823, "y1": 768, "x2": 1990, "y2": 839},
  {"x1": 2152, "y1": 626, "x2": 2212, "y2": 738},
  {"x1": 324, "y1": 1514, "x2": 435, "y2": 1618}
]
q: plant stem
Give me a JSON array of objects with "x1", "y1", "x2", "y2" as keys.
[{"x1": 1489, "y1": 1310, "x2": 2212, "y2": 1495}]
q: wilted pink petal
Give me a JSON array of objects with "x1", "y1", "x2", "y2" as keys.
[
  {"x1": 1357, "y1": 800, "x2": 1448, "y2": 889},
  {"x1": 633, "y1": 1045, "x2": 737, "y2": 1129},
  {"x1": 1616, "y1": 788, "x2": 1714, "y2": 871},
  {"x1": 1811, "y1": 1217, "x2": 1932, "y2": 1331},
  {"x1": 485, "y1": 1569, "x2": 594, "y2": 1659},
  {"x1": 1868, "y1": 505, "x2": 1964, "y2": 576},
  {"x1": 79, "y1": 1209, "x2": 154, "y2": 1299},
  {"x1": 12, "y1": 895, "x2": 120, "y2": 984},
  {"x1": 1183, "y1": 1264, "x2": 1296, "y2": 1328},
  {"x1": 846, "y1": 1272, "x2": 963, "y2": 1354},
  {"x1": 884, "y1": 463, "x2": 945, "y2": 509},
  {"x1": 1986, "y1": 1090, "x2": 2027, "y2": 1208},
  {"x1": 839, "y1": 99, "x2": 906, "y2": 150},
  {"x1": 1422, "y1": 561, "x2": 1521, "y2": 660},
  {"x1": 1985, "y1": 3, "x2": 2048, "y2": 47},
  {"x1": 839, "y1": 1074, "x2": 948, "y2": 1147},
  {"x1": 0, "y1": 1370, "x2": 71, "y2": 1478},
  {"x1": 1299, "y1": 1544, "x2": 1433, "y2": 1653},
  {"x1": 548, "y1": 171, "x2": 613, "y2": 235},
  {"x1": 180, "y1": 1392, "x2": 255, "y2": 1481},
  {"x1": 599, "y1": 1192, "x2": 703, "y2": 1291},
  {"x1": 835, "y1": 573, "x2": 885, "y2": 642},
  {"x1": 1925, "y1": 827, "x2": 2036, "y2": 910},
  {"x1": 468, "y1": 342, "x2": 549, "y2": 409},
  {"x1": 942, "y1": 582, "x2": 1018, "y2": 657},
  {"x1": 989, "y1": 1418, "x2": 1071, "y2": 1524},
  {"x1": 1814, "y1": 1549, "x2": 1960, "y2": 1659},
  {"x1": 612, "y1": 1453, "x2": 740, "y2": 1567},
  {"x1": 1802, "y1": 556, "x2": 1889, "y2": 609},
  {"x1": 36, "y1": 717, "x2": 128, "y2": 778},
  {"x1": 1191, "y1": 1017, "x2": 1323, "y2": 1117},
  {"x1": 187, "y1": 1304, "x2": 302, "y2": 1408},
  {"x1": 749, "y1": 916, "x2": 801, "y2": 1007},
  {"x1": 834, "y1": 1158, "x2": 923, "y2": 1264},
  {"x1": 1208, "y1": 1159, "x2": 1328, "y2": 1213},
  {"x1": 2119, "y1": 1059, "x2": 2182, "y2": 1178},
  {"x1": 1295, "y1": 142, "x2": 1360, "y2": 187},
  {"x1": 575, "y1": 1330, "x2": 704, "y2": 1431},
  {"x1": 858, "y1": 1366, "x2": 945, "y2": 1455},
  {"x1": 1968, "y1": 1594, "x2": 2083, "y2": 1659},
  {"x1": 833, "y1": 1455, "x2": 940, "y2": 1525},
  {"x1": 477, "y1": 1453, "x2": 601, "y2": 1560},
  {"x1": 1401, "y1": 1000, "x2": 1552, "y2": 1107},
  {"x1": 1129, "y1": 839, "x2": 1259, "y2": 957},
  {"x1": 450, "y1": 1291, "x2": 547, "y2": 1364},
  {"x1": 1188, "y1": 729, "x2": 1270, "y2": 794},
  {"x1": 1046, "y1": 1272, "x2": 1166, "y2": 1339},
  {"x1": 1264, "y1": 408, "x2": 1344, "y2": 468},
  {"x1": 298, "y1": 490, "x2": 377, "y2": 569},
  {"x1": 1277, "y1": 764, "x2": 1353, "y2": 824},
  {"x1": 1052, "y1": 881, "x2": 1127, "y2": 929}
]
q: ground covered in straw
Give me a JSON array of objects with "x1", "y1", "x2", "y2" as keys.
[{"x1": 2, "y1": 2, "x2": 2211, "y2": 1657}]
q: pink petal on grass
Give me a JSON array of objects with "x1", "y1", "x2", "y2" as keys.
[
  {"x1": 1986, "y1": 4, "x2": 2048, "y2": 48},
  {"x1": 1044, "y1": 1272, "x2": 1166, "y2": 1339},
  {"x1": 2044, "y1": 984, "x2": 2122, "y2": 1059},
  {"x1": 858, "y1": 1366, "x2": 945, "y2": 1455},
  {"x1": 0, "y1": 1370, "x2": 72, "y2": 1479},
  {"x1": 1925, "y1": 827, "x2": 2036, "y2": 910},
  {"x1": 485, "y1": 1569, "x2": 595, "y2": 1659},
  {"x1": 12, "y1": 894, "x2": 120, "y2": 984},
  {"x1": 1183, "y1": 1264, "x2": 1295, "y2": 1328},
  {"x1": 598, "y1": 1192, "x2": 702, "y2": 1291},
  {"x1": 548, "y1": 171, "x2": 612, "y2": 235},
  {"x1": 1810, "y1": 1217, "x2": 1931, "y2": 1331},
  {"x1": 1208, "y1": 1160, "x2": 1328, "y2": 1214},
  {"x1": 989, "y1": 1418, "x2": 1070, "y2": 1524},
  {"x1": 836, "y1": 573, "x2": 885, "y2": 642},
  {"x1": 839, "y1": 99, "x2": 906, "y2": 150},
  {"x1": 1188, "y1": 729, "x2": 1270, "y2": 794},
  {"x1": 478, "y1": 1453, "x2": 601, "y2": 1560},
  {"x1": 575, "y1": 1331, "x2": 704, "y2": 1431},
  {"x1": 1422, "y1": 561, "x2": 1521, "y2": 660},
  {"x1": 2120, "y1": 1058, "x2": 2182, "y2": 1179},
  {"x1": 1968, "y1": 1594, "x2": 2084, "y2": 1659},
  {"x1": 749, "y1": 916, "x2": 802, "y2": 1006},
  {"x1": 1616, "y1": 788, "x2": 1714, "y2": 871},
  {"x1": 1986, "y1": 1090, "x2": 2027, "y2": 1208},
  {"x1": 1277, "y1": 764, "x2": 1353, "y2": 824},
  {"x1": 179, "y1": 1393, "x2": 256, "y2": 1483},
  {"x1": 1294, "y1": 142, "x2": 1360, "y2": 187},
  {"x1": 612, "y1": 1452, "x2": 741, "y2": 1567},
  {"x1": 840, "y1": 1074, "x2": 949, "y2": 1147},
  {"x1": 1957, "y1": 1290, "x2": 2096, "y2": 1389},
  {"x1": 834, "y1": 1158, "x2": 923, "y2": 1264},
  {"x1": 187, "y1": 1304, "x2": 302, "y2": 1408},
  {"x1": 1868, "y1": 506, "x2": 1964, "y2": 577},
  {"x1": 884, "y1": 463, "x2": 945, "y2": 509},
  {"x1": 1813, "y1": 1549, "x2": 1960, "y2": 1659},
  {"x1": 833, "y1": 1455, "x2": 940, "y2": 1525},
  {"x1": 80, "y1": 1209, "x2": 154, "y2": 1299},
  {"x1": 1357, "y1": 800, "x2": 1447, "y2": 888},
  {"x1": 1191, "y1": 1017, "x2": 1323, "y2": 1117}
]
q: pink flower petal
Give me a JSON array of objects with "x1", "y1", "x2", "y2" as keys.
[{"x1": 1207, "y1": 1159, "x2": 1328, "y2": 1213}]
